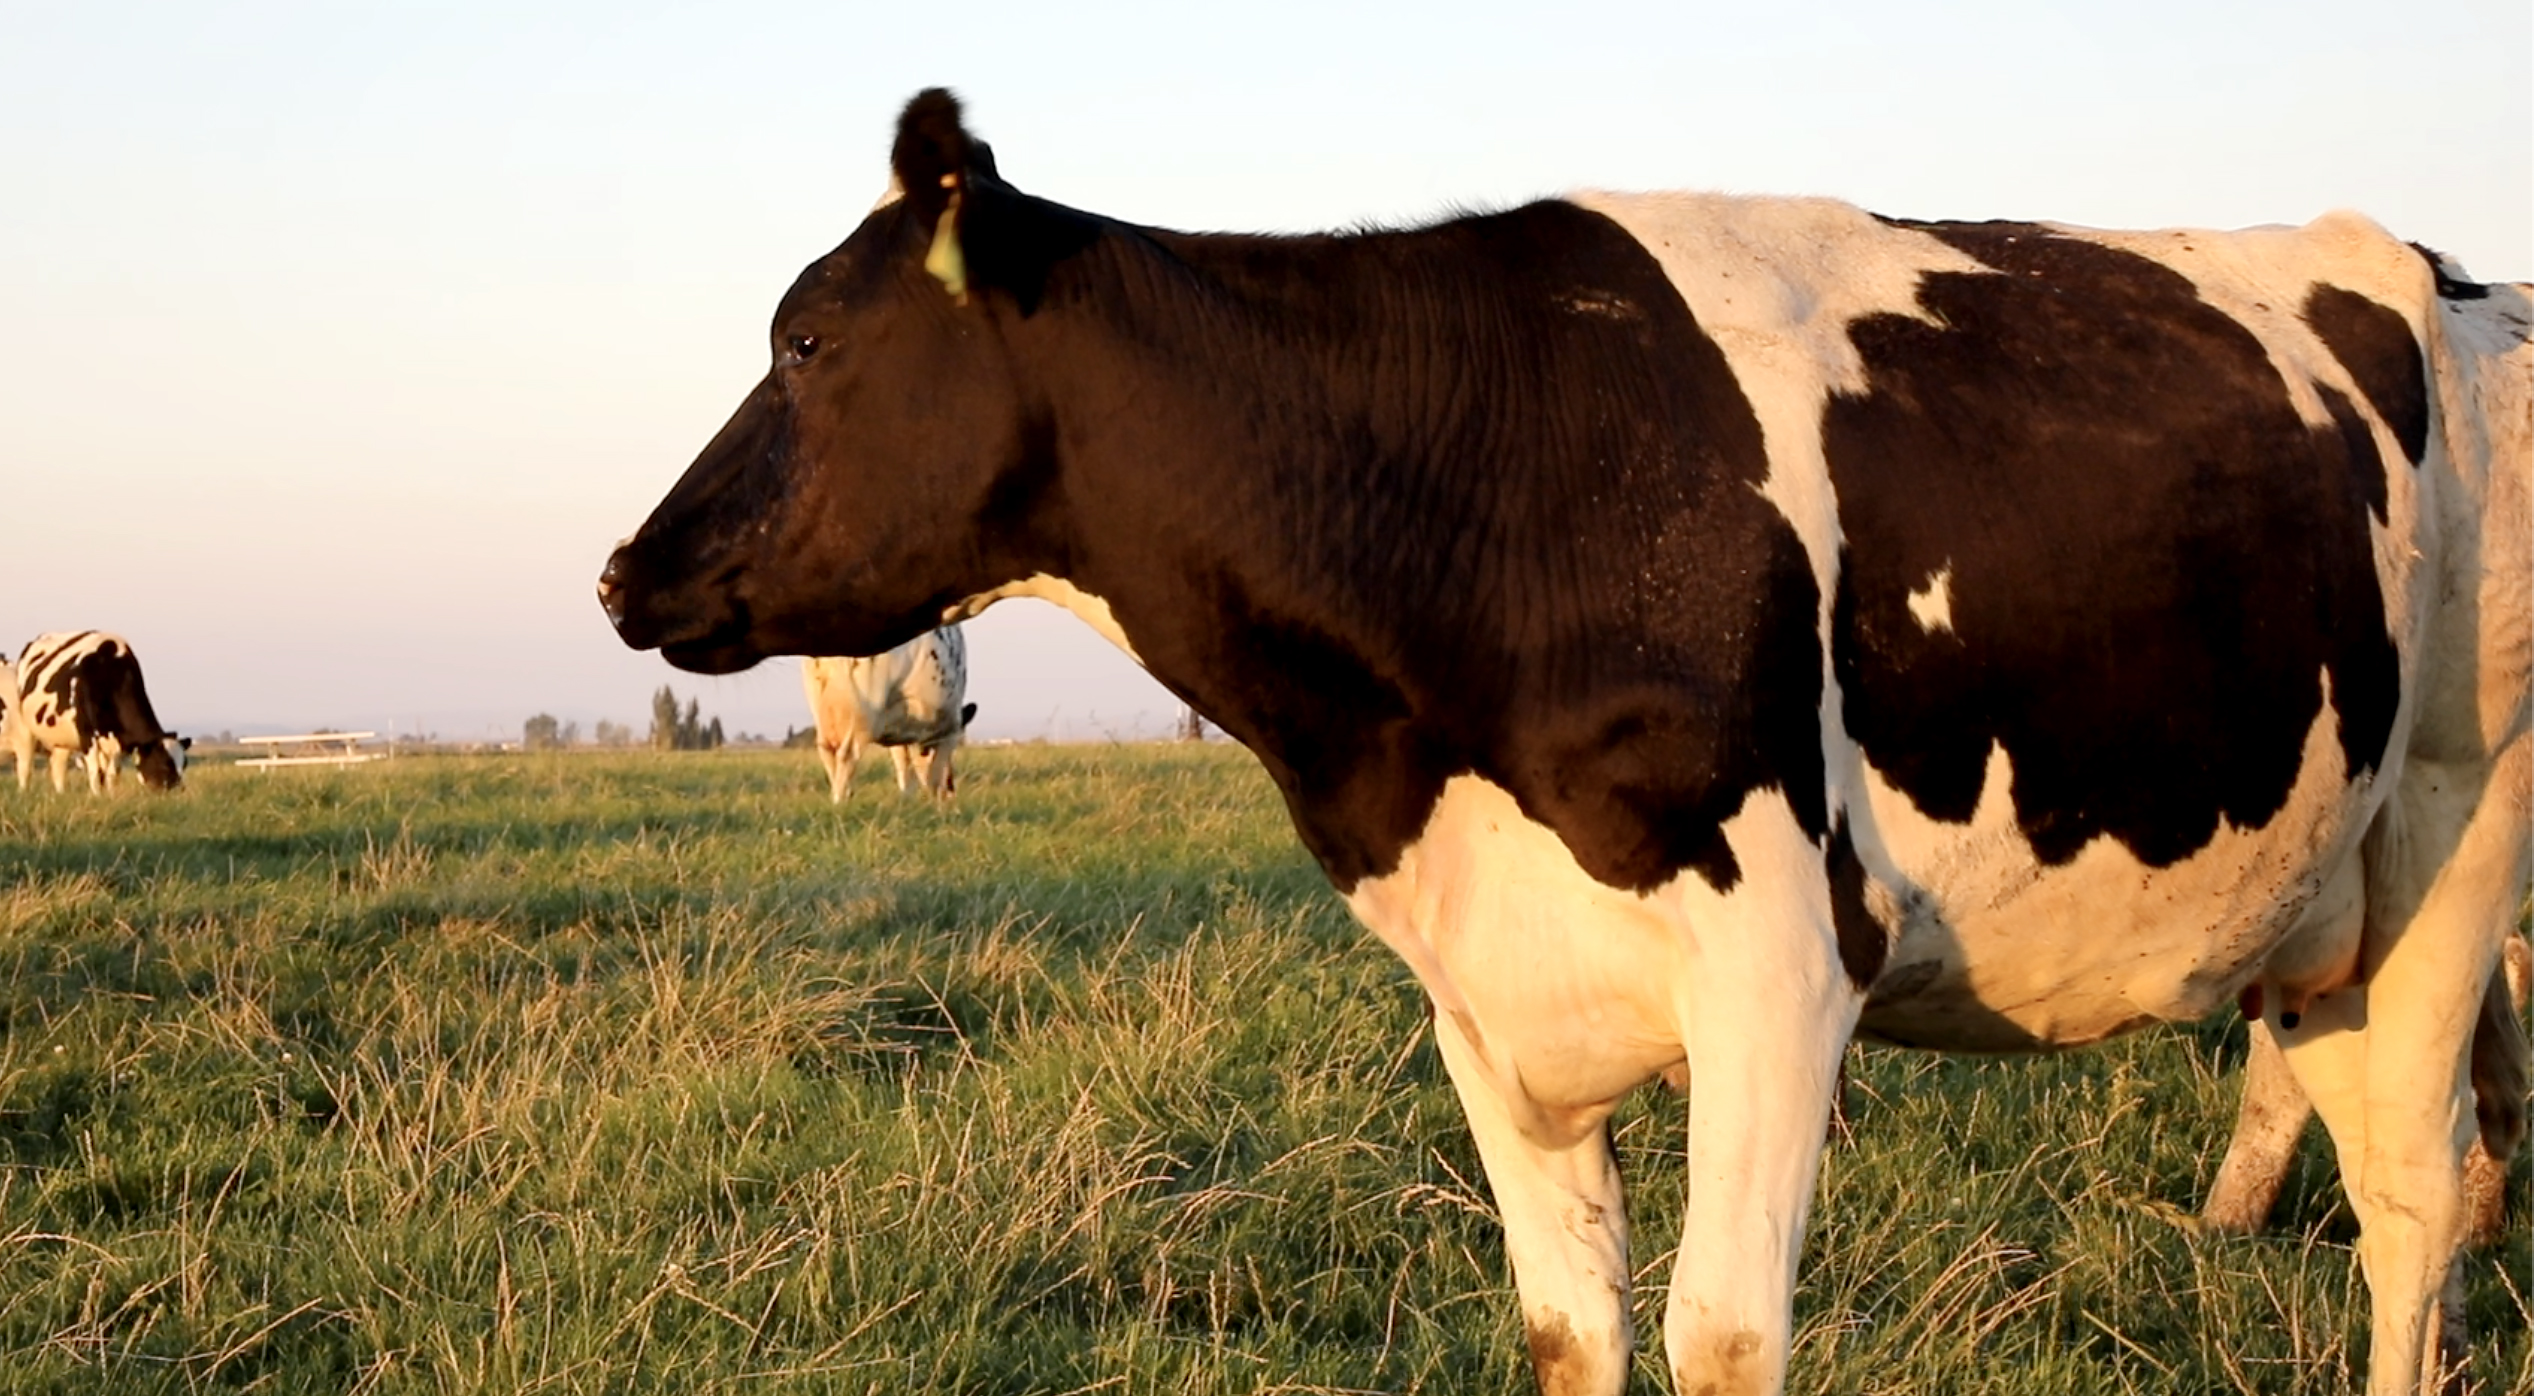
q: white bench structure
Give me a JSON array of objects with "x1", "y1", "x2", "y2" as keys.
[{"x1": 237, "y1": 731, "x2": 378, "y2": 770}]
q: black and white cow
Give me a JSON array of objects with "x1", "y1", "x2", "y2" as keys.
[
  {"x1": 0, "y1": 647, "x2": 22, "y2": 768},
  {"x1": 598, "y1": 92, "x2": 2531, "y2": 1396},
  {"x1": 802, "y1": 624, "x2": 977, "y2": 801},
  {"x1": 8, "y1": 631, "x2": 190, "y2": 793}
]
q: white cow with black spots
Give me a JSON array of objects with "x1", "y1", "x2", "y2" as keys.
[
  {"x1": 801, "y1": 625, "x2": 975, "y2": 802},
  {"x1": 604, "y1": 92, "x2": 2531, "y2": 1396},
  {"x1": 9, "y1": 631, "x2": 190, "y2": 793}
]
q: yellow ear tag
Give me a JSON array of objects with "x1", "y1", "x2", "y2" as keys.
[{"x1": 924, "y1": 182, "x2": 968, "y2": 304}]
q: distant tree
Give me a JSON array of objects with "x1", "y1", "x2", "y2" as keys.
[
  {"x1": 783, "y1": 725, "x2": 818, "y2": 749},
  {"x1": 523, "y1": 713, "x2": 562, "y2": 750},
  {"x1": 594, "y1": 719, "x2": 631, "y2": 747},
  {"x1": 651, "y1": 686, "x2": 680, "y2": 750},
  {"x1": 647, "y1": 687, "x2": 726, "y2": 751},
  {"x1": 1177, "y1": 705, "x2": 1205, "y2": 741},
  {"x1": 560, "y1": 720, "x2": 581, "y2": 748}
]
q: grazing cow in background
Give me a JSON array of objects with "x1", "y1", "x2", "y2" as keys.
[
  {"x1": 0, "y1": 646, "x2": 22, "y2": 764},
  {"x1": 599, "y1": 91, "x2": 2531, "y2": 1396},
  {"x1": 801, "y1": 625, "x2": 976, "y2": 801},
  {"x1": 9, "y1": 631, "x2": 190, "y2": 793}
]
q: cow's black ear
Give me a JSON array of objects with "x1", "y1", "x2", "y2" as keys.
[
  {"x1": 891, "y1": 88, "x2": 970, "y2": 217},
  {"x1": 179, "y1": 736, "x2": 193, "y2": 750},
  {"x1": 892, "y1": 88, "x2": 976, "y2": 301},
  {"x1": 961, "y1": 702, "x2": 978, "y2": 726}
]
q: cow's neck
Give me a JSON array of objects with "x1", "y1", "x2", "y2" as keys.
[
  {"x1": 992, "y1": 203, "x2": 1826, "y2": 899},
  {"x1": 1009, "y1": 220, "x2": 1490, "y2": 882}
]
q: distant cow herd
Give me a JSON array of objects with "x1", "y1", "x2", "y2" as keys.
[{"x1": 0, "y1": 624, "x2": 974, "y2": 801}]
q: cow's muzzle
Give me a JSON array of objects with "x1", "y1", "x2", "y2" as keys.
[
  {"x1": 597, "y1": 541, "x2": 765, "y2": 673},
  {"x1": 595, "y1": 546, "x2": 638, "y2": 633}
]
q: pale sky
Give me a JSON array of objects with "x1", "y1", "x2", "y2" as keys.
[{"x1": 4, "y1": 1, "x2": 2526, "y2": 743}]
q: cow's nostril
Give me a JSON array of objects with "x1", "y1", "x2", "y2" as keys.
[{"x1": 597, "y1": 551, "x2": 632, "y2": 624}]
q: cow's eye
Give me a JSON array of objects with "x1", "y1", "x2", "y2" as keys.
[{"x1": 785, "y1": 333, "x2": 821, "y2": 364}]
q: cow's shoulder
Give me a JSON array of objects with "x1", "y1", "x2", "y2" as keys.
[
  {"x1": 1147, "y1": 197, "x2": 1833, "y2": 895},
  {"x1": 1561, "y1": 192, "x2": 1997, "y2": 591},
  {"x1": 20, "y1": 631, "x2": 113, "y2": 701}
]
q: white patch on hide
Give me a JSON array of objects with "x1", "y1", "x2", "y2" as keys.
[
  {"x1": 1564, "y1": 191, "x2": 1992, "y2": 601},
  {"x1": 946, "y1": 573, "x2": 1144, "y2": 663},
  {"x1": 1851, "y1": 674, "x2": 2382, "y2": 1046},
  {"x1": 1905, "y1": 565, "x2": 1954, "y2": 634}
]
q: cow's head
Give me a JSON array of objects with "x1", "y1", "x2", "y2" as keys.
[
  {"x1": 136, "y1": 734, "x2": 188, "y2": 790},
  {"x1": 600, "y1": 88, "x2": 1071, "y2": 672}
]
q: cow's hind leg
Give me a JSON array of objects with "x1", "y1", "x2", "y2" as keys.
[
  {"x1": 2211, "y1": 934, "x2": 2528, "y2": 1243},
  {"x1": 2460, "y1": 936, "x2": 2529, "y2": 1242},
  {"x1": 813, "y1": 738, "x2": 839, "y2": 803},
  {"x1": 821, "y1": 735, "x2": 861, "y2": 804},
  {"x1": 2205, "y1": 1017, "x2": 2312, "y2": 1233},
  {"x1": 2274, "y1": 743, "x2": 2529, "y2": 1395},
  {"x1": 1662, "y1": 805, "x2": 1862, "y2": 1396},
  {"x1": 1433, "y1": 1009, "x2": 1633, "y2": 1396}
]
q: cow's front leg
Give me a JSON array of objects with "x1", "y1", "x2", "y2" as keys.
[
  {"x1": 1434, "y1": 1007, "x2": 1633, "y2": 1396},
  {"x1": 1664, "y1": 816, "x2": 1863, "y2": 1396}
]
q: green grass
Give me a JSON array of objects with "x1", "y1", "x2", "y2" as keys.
[{"x1": 0, "y1": 747, "x2": 2524, "y2": 1395}]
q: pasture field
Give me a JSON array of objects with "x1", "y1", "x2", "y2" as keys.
[{"x1": 0, "y1": 746, "x2": 2524, "y2": 1395}]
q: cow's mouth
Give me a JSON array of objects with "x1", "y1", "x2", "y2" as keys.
[
  {"x1": 600, "y1": 543, "x2": 767, "y2": 672},
  {"x1": 659, "y1": 625, "x2": 767, "y2": 675}
]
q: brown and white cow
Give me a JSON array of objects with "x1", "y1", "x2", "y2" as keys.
[
  {"x1": 800, "y1": 625, "x2": 975, "y2": 801},
  {"x1": 8, "y1": 631, "x2": 190, "y2": 793},
  {"x1": 598, "y1": 91, "x2": 2531, "y2": 1396}
]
